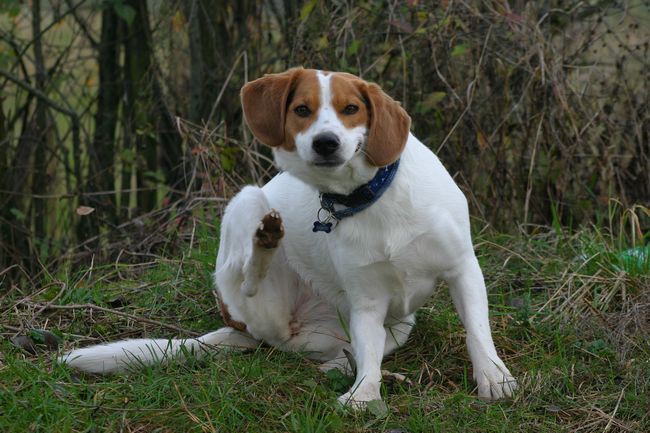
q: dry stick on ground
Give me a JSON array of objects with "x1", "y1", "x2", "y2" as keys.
[
  {"x1": 1, "y1": 323, "x2": 101, "y2": 342},
  {"x1": 28, "y1": 282, "x2": 68, "y2": 326},
  {"x1": 18, "y1": 302, "x2": 199, "y2": 337},
  {"x1": 0, "y1": 264, "x2": 35, "y2": 295},
  {"x1": 595, "y1": 386, "x2": 632, "y2": 432},
  {"x1": 0, "y1": 281, "x2": 65, "y2": 319}
]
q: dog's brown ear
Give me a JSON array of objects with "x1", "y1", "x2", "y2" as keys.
[
  {"x1": 364, "y1": 83, "x2": 411, "y2": 166},
  {"x1": 241, "y1": 68, "x2": 303, "y2": 147}
]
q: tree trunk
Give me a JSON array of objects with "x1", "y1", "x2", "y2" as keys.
[
  {"x1": 122, "y1": 0, "x2": 183, "y2": 212},
  {"x1": 87, "y1": 2, "x2": 120, "y2": 225},
  {"x1": 187, "y1": 0, "x2": 259, "y2": 125},
  {"x1": 31, "y1": 0, "x2": 48, "y2": 246},
  {"x1": 123, "y1": 0, "x2": 157, "y2": 212}
]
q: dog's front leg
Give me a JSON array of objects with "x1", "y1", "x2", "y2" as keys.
[
  {"x1": 446, "y1": 255, "x2": 517, "y2": 401},
  {"x1": 337, "y1": 304, "x2": 387, "y2": 408}
]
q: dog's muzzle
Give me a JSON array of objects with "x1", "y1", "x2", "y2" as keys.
[{"x1": 312, "y1": 132, "x2": 342, "y2": 166}]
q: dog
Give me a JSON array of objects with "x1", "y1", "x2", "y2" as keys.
[{"x1": 60, "y1": 68, "x2": 517, "y2": 407}]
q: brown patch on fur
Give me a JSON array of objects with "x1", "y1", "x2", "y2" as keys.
[
  {"x1": 218, "y1": 297, "x2": 247, "y2": 332},
  {"x1": 330, "y1": 73, "x2": 370, "y2": 130},
  {"x1": 241, "y1": 68, "x2": 320, "y2": 151},
  {"x1": 362, "y1": 82, "x2": 411, "y2": 166},
  {"x1": 240, "y1": 68, "x2": 302, "y2": 149},
  {"x1": 331, "y1": 72, "x2": 411, "y2": 166},
  {"x1": 255, "y1": 210, "x2": 284, "y2": 249},
  {"x1": 283, "y1": 71, "x2": 320, "y2": 151}
]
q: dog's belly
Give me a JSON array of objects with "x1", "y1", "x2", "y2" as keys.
[
  {"x1": 388, "y1": 248, "x2": 442, "y2": 319},
  {"x1": 384, "y1": 270, "x2": 439, "y2": 320}
]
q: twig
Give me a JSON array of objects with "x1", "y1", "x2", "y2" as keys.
[
  {"x1": 188, "y1": 217, "x2": 197, "y2": 258},
  {"x1": 205, "y1": 51, "x2": 245, "y2": 125},
  {"x1": 30, "y1": 282, "x2": 68, "y2": 323},
  {"x1": 597, "y1": 386, "x2": 631, "y2": 432},
  {"x1": 524, "y1": 113, "x2": 545, "y2": 227},
  {"x1": 18, "y1": 302, "x2": 200, "y2": 337},
  {"x1": 0, "y1": 69, "x2": 78, "y2": 124},
  {"x1": 434, "y1": 25, "x2": 493, "y2": 154},
  {"x1": 0, "y1": 186, "x2": 159, "y2": 199},
  {"x1": 473, "y1": 239, "x2": 538, "y2": 271},
  {"x1": 0, "y1": 68, "x2": 82, "y2": 191},
  {"x1": 64, "y1": 0, "x2": 98, "y2": 48},
  {"x1": 0, "y1": 264, "x2": 33, "y2": 287},
  {"x1": 0, "y1": 323, "x2": 101, "y2": 341}
]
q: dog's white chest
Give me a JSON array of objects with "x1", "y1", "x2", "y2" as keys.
[
  {"x1": 261, "y1": 138, "x2": 473, "y2": 320},
  {"x1": 263, "y1": 180, "x2": 446, "y2": 318}
]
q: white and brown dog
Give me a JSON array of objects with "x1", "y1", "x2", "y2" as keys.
[{"x1": 61, "y1": 68, "x2": 516, "y2": 407}]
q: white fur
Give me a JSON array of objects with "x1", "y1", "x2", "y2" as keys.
[
  {"x1": 59, "y1": 72, "x2": 516, "y2": 407},
  {"x1": 58, "y1": 328, "x2": 258, "y2": 374}
]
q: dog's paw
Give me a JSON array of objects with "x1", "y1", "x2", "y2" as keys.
[
  {"x1": 338, "y1": 390, "x2": 381, "y2": 410},
  {"x1": 255, "y1": 209, "x2": 284, "y2": 248},
  {"x1": 474, "y1": 360, "x2": 517, "y2": 401},
  {"x1": 337, "y1": 384, "x2": 381, "y2": 409}
]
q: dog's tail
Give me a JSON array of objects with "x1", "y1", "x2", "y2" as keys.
[{"x1": 58, "y1": 327, "x2": 258, "y2": 374}]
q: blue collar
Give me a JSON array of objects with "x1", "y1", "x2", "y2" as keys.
[{"x1": 312, "y1": 159, "x2": 400, "y2": 233}]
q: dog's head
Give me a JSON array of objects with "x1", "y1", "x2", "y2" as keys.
[{"x1": 241, "y1": 68, "x2": 411, "y2": 192}]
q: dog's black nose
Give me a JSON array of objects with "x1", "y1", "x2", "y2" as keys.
[{"x1": 312, "y1": 133, "x2": 340, "y2": 157}]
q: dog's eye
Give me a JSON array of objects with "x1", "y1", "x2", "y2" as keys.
[
  {"x1": 342, "y1": 104, "x2": 359, "y2": 115},
  {"x1": 294, "y1": 105, "x2": 311, "y2": 118}
]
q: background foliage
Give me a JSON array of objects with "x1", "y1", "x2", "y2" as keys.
[{"x1": 1, "y1": 0, "x2": 648, "y2": 282}]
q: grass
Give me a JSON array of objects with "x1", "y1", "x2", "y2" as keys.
[{"x1": 1, "y1": 222, "x2": 648, "y2": 432}]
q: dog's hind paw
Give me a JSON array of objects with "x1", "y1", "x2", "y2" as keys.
[{"x1": 255, "y1": 209, "x2": 284, "y2": 248}]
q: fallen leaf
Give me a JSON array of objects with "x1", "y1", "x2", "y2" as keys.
[
  {"x1": 171, "y1": 10, "x2": 186, "y2": 32},
  {"x1": 11, "y1": 335, "x2": 37, "y2": 355},
  {"x1": 108, "y1": 295, "x2": 128, "y2": 308},
  {"x1": 451, "y1": 43, "x2": 469, "y2": 57},
  {"x1": 300, "y1": 0, "x2": 317, "y2": 21},
  {"x1": 389, "y1": 19, "x2": 414, "y2": 34},
  {"x1": 476, "y1": 130, "x2": 489, "y2": 150},
  {"x1": 367, "y1": 399, "x2": 389, "y2": 418},
  {"x1": 28, "y1": 329, "x2": 61, "y2": 351},
  {"x1": 381, "y1": 370, "x2": 413, "y2": 386},
  {"x1": 76, "y1": 206, "x2": 95, "y2": 216},
  {"x1": 509, "y1": 297, "x2": 526, "y2": 309}
]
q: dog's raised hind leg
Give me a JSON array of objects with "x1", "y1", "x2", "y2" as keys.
[{"x1": 241, "y1": 210, "x2": 284, "y2": 297}]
